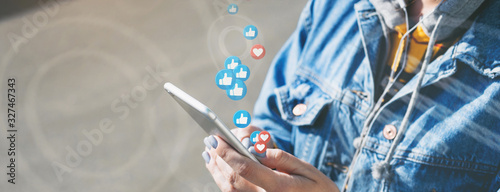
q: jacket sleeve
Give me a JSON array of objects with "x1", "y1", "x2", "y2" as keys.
[{"x1": 251, "y1": 0, "x2": 314, "y2": 153}]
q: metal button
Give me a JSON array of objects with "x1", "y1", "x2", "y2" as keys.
[
  {"x1": 292, "y1": 104, "x2": 307, "y2": 116},
  {"x1": 383, "y1": 125, "x2": 397, "y2": 140},
  {"x1": 353, "y1": 137, "x2": 361, "y2": 149}
]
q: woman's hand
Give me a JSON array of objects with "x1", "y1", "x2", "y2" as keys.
[{"x1": 202, "y1": 126, "x2": 339, "y2": 192}]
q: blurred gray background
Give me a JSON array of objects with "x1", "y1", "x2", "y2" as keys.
[{"x1": 0, "y1": 0, "x2": 307, "y2": 191}]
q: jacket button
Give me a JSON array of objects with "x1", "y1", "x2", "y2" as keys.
[
  {"x1": 383, "y1": 125, "x2": 397, "y2": 140},
  {"x1": 292, "y1": 104, "x2": 307, "y2": 116},
  {"x1": 353, "y1": 137, "x2": 361, "y2": 149}
]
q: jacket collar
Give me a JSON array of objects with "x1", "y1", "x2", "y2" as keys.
[
  {"x1": 356, "y1": 0, "x2": 499, "y2": 104},
  {"x1": 389, "y1": 0, "x2": 500, "y2": 102},
  {"x1": 452, "y1": 0, "x2": 500, "y2": 79},
  {"x1": 369, "y1": 0, "x2": 486, "y2": 42}
]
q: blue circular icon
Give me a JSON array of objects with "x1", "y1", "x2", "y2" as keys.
[
  {"x1": 243, "y1": 25, "x2": 258, "y2": 40},
  {"x1": 215, "y1": 69, "x2": 235, "y2": 90},
  {"x1": 233, "y1": 110, "x2": 251, "y2": 128},
  {"x1": 226, "y1": 80, "x2": 247, "y2": 100},
  {"x1": 224, "y1": 56, "x2": 241, "y2": 70},
  {"x1": 233, "y1": 65, "x2": 250, "y2": 81},
  {"x1": 227, "y1": 4, "x2": 238, "y2": 15},
  {"x1": 250, "y1": 131, "x2": 260, "y2": 144}
]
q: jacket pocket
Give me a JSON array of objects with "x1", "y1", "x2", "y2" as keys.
[{"x1": 275, "y1": 78, "x2": 333, "y2": 126}]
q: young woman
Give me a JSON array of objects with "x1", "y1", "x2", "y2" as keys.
[{"x1": 203, "y1": 0, "x2": 500, "y2": 191}]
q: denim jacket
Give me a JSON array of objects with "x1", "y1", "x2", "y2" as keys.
[{"x1": 251, "y1": 0, "x2": 500, "y2": 191}]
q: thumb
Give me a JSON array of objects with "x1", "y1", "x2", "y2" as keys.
[
  {"x1": 240, "y1": 113, "x2": 244, "y2": 118},
  {"x1": 258, "y1": 149, "x2": 317, "y2": 176},
  {"x1": 223, "y1": 73, "x2": 227, "y2": 78}
]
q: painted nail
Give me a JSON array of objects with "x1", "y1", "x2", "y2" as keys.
[
  {"x1": 242, "y1": 137, "x2": 251, "y2": 149},
  {"x1": 249, "y1": 146, "x2": 266, "y2": 158},
  {"x1": 204, "y1": 137, "x2": 212, "y2": 149},
  {"x1": 202, "y1": 151, "x2": 210, "y2": 164},
  {"x1": 207, "y1": 135, "x2": 218, "y2": 149}
]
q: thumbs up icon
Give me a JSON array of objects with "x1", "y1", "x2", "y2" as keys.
[
  {"x1": 227, "y1": 59, "x2": 239, "y2": 69},
  {"x1": 235, "y1": 68, "x2": 247, "y2": 78},
  {"x1": 218, "y1": 73, "x2": 233, "y2": 85},
  {"x1": 224, "y1": 56, "x2": 241, "y2": 70},
  {"x1": 246, "y1": 28, "x2": 255, "y2": 37},
  {"x1": 243, "y1": 25, "x2": 258, "y2": 40},
  {"x1": 227, "y1": 4, "x2": 238, "y2": 14},
  {"x1": 233, "y1": 110, "x2": 251, "y2": 128},
  {"x1": 215, "y1": 69, "x2": 235, "y2": 90},
  {"x1": 230, "y1": 83, "x2": 243, "y2": 96},
  {"x1": 236, "y1": 113, "x2": 248, "y2": 124},
  {"x1": 226, "y1": 80, "x2": 246, "y2": 100},
  {"x1": 234, "y1": 65, "x2": 250, "y2": 81}
]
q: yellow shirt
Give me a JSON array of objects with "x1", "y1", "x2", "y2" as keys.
[
  {"x1": 378, "y1": 23, "x2": 457, "y2": 102},
  {"x1": 388, "y1": 23, "x2": 455, "y2": 76}
]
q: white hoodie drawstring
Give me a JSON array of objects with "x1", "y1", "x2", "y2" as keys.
[
  {"x1": 344, "y1": 2, "x2": 447, "y2": 190},
  {"x1": 371, "y1": 14, "x2": 445, "y2": 180}
]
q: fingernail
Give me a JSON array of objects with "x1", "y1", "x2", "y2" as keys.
[
  {"x1": 202, "y1": 151, "x2": 210, "y2": 164},
  {"x1": 242, "y1": 137, "x2": 251, "y2": 149},
  {"x1": 207, "y1": 135, "x2": 218, "y2": 149},
  {"x1": 204, "y1": 137, "x2": 212, "y2": 149},
  {"x1": 249, "y1": 146, "x2": 266, "y2": 158}
]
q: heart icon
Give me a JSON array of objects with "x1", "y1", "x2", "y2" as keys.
[
  {"x1": 253, "y1": 48, "x2": 263, "y2": 56},
  {"x1": 259, "y1": 131, "x2": 270, "y2": 143},
  {"x1": 250, "y1": 44, "x2": 265, "y2": 59},
  {"x1": 254, "y1": 142, "x2": 267, "y2": 153}
]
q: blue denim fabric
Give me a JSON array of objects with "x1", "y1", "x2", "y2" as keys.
[{"x1": 251, "y1": 0, "x2": 500, "y2": 191}]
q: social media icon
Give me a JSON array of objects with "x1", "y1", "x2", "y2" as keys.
[
  {"x1": 250, "y1": 44, "x2": 265, "y2": 59},
  {"x1": 250, "y1": 131, "x2": 261, "y2": 144},
  {"x1": 254, "y1": 142, "x2": 267, "y2": 154},
  {"x1": 227, "y1": 4, "x2": 238, "y2": 14},
  {"x1": 233, "y1": 110, "x2": 251, "y2": 128},
  {"x1": 226, "y1": 80, "x2": 247, "y2": 100},
  {"x1": 215, "y1": 69, "x2": 235, "y2": 90},
  {"x1": 258, "y1": 131, "x2": 270, "y2": 143},
  {"x1": 234, "y1": 65, "x2": 250, "y2": 81},
  {"x1": 243, "y1": 25, "x2": 258, "y2": 40},
  {"x1": 224, "y1": 56, "x2": 241, "y2": 70}
]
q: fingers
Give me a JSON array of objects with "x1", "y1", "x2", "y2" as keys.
[
  {"x1": 213, "y1": 154, "x2": 264, "y2": 192},
  {"x1": 212, "y1": 136, "x2": 280, "y2": 191},
  {"x1": 204, "y1": 150, "x2": 234, "y2": 191},
  {"x1": 231, "y1": 125, "x2": 262, "y2": 140},
  {"x1": 204, "y1": 139, "x2": 264, "y2": 192},
  {"x1": 258, "y1": 149, "x2": 340, "y2": 192},
  {"x1": 203, "y1": 134, "x2": 339, "y2": 192},
  {"x1": 258, "y1": 149, "x2": 317, "y2": 177}
]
